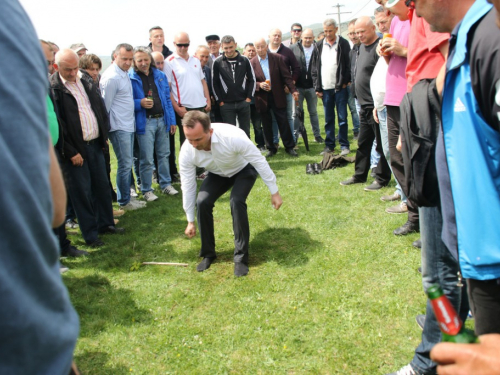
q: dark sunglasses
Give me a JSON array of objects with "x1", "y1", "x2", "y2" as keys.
[
  {"x1": 176, "y1": 43, "x2": 190, "y2": 48},
  {"x1": 292, "y1": 29, "x2": 302, "y2": 32}
]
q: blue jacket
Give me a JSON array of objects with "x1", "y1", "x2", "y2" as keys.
[
  {"x1": 129, "y1": 68, "x2": 176, "y2": 135},
  {"x1": 441, "y1": 0, "x2": 500, "y2": 280}
]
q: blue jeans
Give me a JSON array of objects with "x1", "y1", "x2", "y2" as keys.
[
  {"x1": 347, "y1": 85, "x2": 359, "y2": 134},
  {"x1": 322, "y1": 87, "x2": 349, "y2": 150},
  {"x1": 109, "y1": 130, "x2": 134, "y2": 206},
  {"x1": 377, "y1": 108, "x2": 403, "y2": 198},
  {"x1": 293, "y1": 87, "x2": 321, "y2": 138},
  {"x1": 137, "y1": 117, "x2": 172, "y2": 193},
  {"x1": 272, "y1": 92, "x2": 295, "y2": 144},
  {"x1": 410, "y1": 206, "x2": 469, "y2": 374}
]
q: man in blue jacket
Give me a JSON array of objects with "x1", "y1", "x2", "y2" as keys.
[{"x1": 129, "y1": 47, "x2": 178, "y2": 202}]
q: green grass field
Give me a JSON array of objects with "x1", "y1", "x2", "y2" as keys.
[{"x1": 63, "y1": 108, "x2": 427, "y2": 374}]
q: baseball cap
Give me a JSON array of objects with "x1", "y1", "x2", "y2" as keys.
[
  {"x1": 205, "y1": 35, "x2": 220, "y2": 42},
  {"x1": 384, "y1": 0, "x2": 401, "y2": 8},
  {"x1": 70, "y1": 43, "x2": 87, "y2": 53}
]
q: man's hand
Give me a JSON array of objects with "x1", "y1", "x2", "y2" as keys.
[
  {"x1": 271, "y1": 192, "x2": 283, "y2": 210},
  {"x1": 431, "y1": 334, "x2": 500, "y2": 375},
  {"x1": 175, "y1": 106, "x2": 187, "y2": 118},
  {"x1": 381, "y1": 37, "x2": 408, "y2": 57},
  {"x1": 284, "y1": 86, "x2": 290, "y2": 94},
  {"x1": 245, "y1": 98, "x2": 252, "y2": 103},
  {"x1": 260, "y1": 82, "x2": 271, "y2": 91},
  {"x1": 141, "y1": 98, "x2": 154, "y2": 109},
  {"x1": 205, "y1": 102, "x2": 211, "y2": 112},
  {"x1": 219, "y1": 101, "x2": 224, "y2": 107},
  {"x1": 373, "y1": 108, "x2": 379, "y2": 124},
  {"x1": 170, "y1": 124, "x2": 177, "y2": 135},
  {"x1": 71, "y1": 153, "x2": 84, "y2": 167},
  {"x1": 185, "y1": 222, "x2": 196, "y2": 238},
  {"x1": 316, "y1": 91, "x2": 323, "y2": 98},
  {"x1": 396, "y1": 134, "x2": 402, "y2": 152}
]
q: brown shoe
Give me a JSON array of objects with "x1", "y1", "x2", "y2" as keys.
[
  {"x1": 385, "y1": 202, "x2": 408, "y2": 214},
  {"x1": 380, "y1": 192, "x2": 401, "y2": 202},
  {"x1": 113, "y1": 209, "x2": 125, "y2": 217}
]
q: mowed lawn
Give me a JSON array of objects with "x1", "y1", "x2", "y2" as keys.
[{"x1": 62, "y1": 105, "x2": 424, "y2": 374}]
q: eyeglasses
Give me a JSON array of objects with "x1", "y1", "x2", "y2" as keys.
[
  {"x1": 176, "y1": 43, "x2": 190, "y2": 48},
  {"x1": 292, "y1": 29, "x2": 302, "y2": 33}
]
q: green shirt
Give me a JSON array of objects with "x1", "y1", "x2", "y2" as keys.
[{"x1": 46, "y1": 95, "x2": 58, "y2": 145}]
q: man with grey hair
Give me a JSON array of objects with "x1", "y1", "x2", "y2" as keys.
[
  {"x1": 101, "y1": 43, "x2": 146, "y2": 210},
  {"x1": 212, "y1": 35, "x2": 255, "y2": 137},
  {"x1": 151, "y1": 51, "x2": 164, "y2": 70},
  {"x1": 311, "y1": 18, "x2": 352, "y2": 156}
]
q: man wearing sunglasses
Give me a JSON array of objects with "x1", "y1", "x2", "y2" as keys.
[
  {"x1": 163, "y1": 32, "x2": 211, "y2": 179},
  {"x1": 290, "y1": 23, "x2": 302, "y2": 45}
]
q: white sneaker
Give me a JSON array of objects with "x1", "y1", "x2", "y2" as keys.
[
  {"x1": 120, "y1": 200, "x2": 146, "y2": 211},
  {"x1": 340, "y1": 148, "x2": 350, "y2": 156},
  {"x1": 388, "y1": 364, "x2": 416, "y2": 375},
  {"x1": 130, "y1": 188, "x2": 138, "y2": 198},
  {"x1": 162, "y1": 185, "x2": 179, "y2": 195},
  {"x1": 143, "y1": 191, "x2": 158, "y2": 202}
]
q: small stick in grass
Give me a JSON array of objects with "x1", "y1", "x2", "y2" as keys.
[{"x1": 142, "y1": 262, "x2": 188, "y2": 267}]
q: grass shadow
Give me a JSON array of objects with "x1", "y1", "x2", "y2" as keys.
[
  {"x1": 65, "y1": 274, "x2": 152, "y2": 338},
  {"x1": 250, "y1": 226, "x2": 321, "y2": 268},
  {"x1": 74, "y1": 351, "x2": 130, "y2": 374}
]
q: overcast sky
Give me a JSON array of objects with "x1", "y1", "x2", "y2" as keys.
[{"x1": 19, "y1": 0, "x2": 378, "y2": 56}]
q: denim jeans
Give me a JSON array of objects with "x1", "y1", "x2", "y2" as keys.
[
  {"x1": 347, "y1": 85, "x2": 359, "y2": 134},
  {"x1": 377, "y1": 107, "x2": 403, "y2": 198},
  {"x1": 293, "y1": 87, "x2": 321, "y2": 138},
  {"x1": 219, "y1": 100, "x2": 251, "y2": 138},
  {"x1": 410, "y1": 206, "x2": 469, "y2": 374},
  {"x1": 137, "y1": 116, "x2": 172, "y2": 193},
  {"x1": 272, "y1": 92, "x2": 295, "y2": 144},
  {"x1": 109, "y1": 130, "x2": 134, "y2": 206},
  {"x1": 322, "y1": 87, "x2": 349, "y2": 150}
]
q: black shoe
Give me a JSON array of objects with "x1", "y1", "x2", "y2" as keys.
[
  {"x1": 353, "y1": 132, "x2": 359, "y2": 140},
  {"x1": 234, "y1": 262, "x2": 249, "y2": 277},
  {"x1": 416, "y1": 314, "x2": 425, "y2": 330},
  {"x1": 340, "y1": 177, "x2": 363, "y2": 186},
  {"x1": 306, "y1": 163, "x2": 315, "y2": 174},
  {"x1": 364, "y1": 181, "x2": 386, "y2": 192},
  {"x1": 171, "y1": 175, "x2": 181, "y2": 184},
  {"x1": 98, "y1": 226, "x2": 125, "y2": 235},
  {"x1": 412, "y1": 239, "x2": 422, "y2": 249},
  {"x1": 266, "y1": 150, "x2": 277, "y2": 158},
  {"x1": 314, "y1": 136, "x2": 324, "y2": 143},
  {"x1": 393, "y1": 220, "x2": 419, "y2": 236},
  {"x1": 313, "y1": 163, "x2": 322, "y2": 174},
  {"x1": 286, "y1": 148, "x2": 298, "y2": 157},
  {"x1": 87, "y1": 239, "x2": 105, "y2": 248},
  {"x1": 197, "y1": 257, "x2": 216, "y2": 272},
  {"x1": 62, "y1": 245, "x2": 89, "y2": 257},
  {"x1": 370, "y1": 169, "x2": 376, "y2": 178}
]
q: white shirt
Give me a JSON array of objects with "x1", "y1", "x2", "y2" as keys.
[
  {"x1": 370, "y1": 57, "x2": 388, "y2": 111},
  {"x1": 163, "y1": 53, "x2": 207, "y2": 108},
  {"x1": 321, "y1": 36, "x2": 339, "y2": 90},
  {"x1": 303, "y1": 45, "x2": 314, "y2": 71},
  {"x1": 99, "y1": 63, "x2": 135, "y2": 132},
  {"x1": 179, "y1": 123, "x2": 278, "y2": 222}
]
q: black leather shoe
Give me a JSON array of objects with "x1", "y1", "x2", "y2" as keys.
[
  {"x1": 98, "y1": 226, "x2": 125, "y2": 235},
  {"x1": 62, "y1": 245, "x2": 89, "y2": 257},
  {"x1": 286, "y1": 148, "x2": 298, "y2": 157},
  {"x1": 364, "y1": 181, "x2": 386, "y2": 192},
  {"x1": 393, "y1": 220, "x2": 419, "y2": 236},
  {"x1": 266, "y1": 150, "x2": 277, "y2": 158},
  {"x1": 412, "y1": 239, "x2": 422, "y2": 248},
  {"x1": 87, "y1": 239, "x2": 105, "y2": 248},
  {"x1": 197, "y1": 257, "x2": 216, "y2": 272},
  {"x1": 306, "y1": 163, "x2": 315, "y2": 174},
  {"x1": 313, "y1": 163, "x2": 322, "y2": 174},
  {"x1": 340, "y1": 177, "x2": 363, "y2": 186},
  {"x1": 234, "y1": 262, "x2": 249, "y2": 277}
]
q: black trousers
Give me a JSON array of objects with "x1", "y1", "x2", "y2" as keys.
[
  {"x1": 386, "y1": 105, "x2": 419, "y2": 223},
  {"x1": 197, "y1": 164, "x2": 258, "y2": 264},
  {"x1": 260, "y1": 94, "x2": 295, "y2": 152},
  {"x1": 467, "y1": 278, "x2": 500, "y2": 335},
  {"x1": 251, "y1": 104, "x2": 265, "y2": 148},
  {"x1": 64, "y1": 141, "x2": 114, "y2": 244},
  {"x1": 353, "y1": 105, "x2": 391, "y2": 185}
]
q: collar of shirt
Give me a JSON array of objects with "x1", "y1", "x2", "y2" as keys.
[
  {"x1": 59, "y1": 73, "x2": 81, "y2": 86},
  {"x1": 258, "y1": 54, "x2": 268, "y2": 62},
  {"x1": 323, "y1": 35, "x2": 339, "y2": 48}
]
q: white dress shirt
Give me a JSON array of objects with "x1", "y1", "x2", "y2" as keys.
[{"x1": 179, "y1": 123, "x2": 278, "y2": 222}]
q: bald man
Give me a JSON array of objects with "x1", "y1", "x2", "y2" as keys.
[
  {"x1": 151, "y1": 51, "x2": 164, "y2": 70},
  {"x1": 340, "y1": 16, "x2": 391, "y2": 190},
  {"x1": 50, "y1": 49, "x2": 123, "y2": 247}
]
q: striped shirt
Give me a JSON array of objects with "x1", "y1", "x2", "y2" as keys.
[{"x1": 61, "y1": 74, "x2": 99, "y2": 141}]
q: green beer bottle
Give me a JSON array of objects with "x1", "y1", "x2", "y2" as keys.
[{"x1": 427, "y1": 284, "x2": 478, "y2": 343}]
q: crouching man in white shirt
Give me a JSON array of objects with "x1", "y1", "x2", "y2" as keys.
[{"x1": 179, "y1": 111, "x2": 283, "y2": 276}]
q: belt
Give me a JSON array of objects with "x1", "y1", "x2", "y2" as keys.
[
  {"x1": 148, "y1": 113, "x2": 163, "y2": 119},
  {"x1": 85, "y1": 138, "x2": 99, "y2": 145}
]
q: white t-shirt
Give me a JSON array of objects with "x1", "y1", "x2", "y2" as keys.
[
  {"x1": 303, "y1": 45, "x2": 314, "y2": 71},
  {"x1": 370, "y1": 57, "x2": 388, "y2": 111},
  {"x1": 163, "y1": 54, "x2": 207, "y2": 108},
  {"x1": 320, "y1": 36, "x2": 338, "y2": 90}
]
